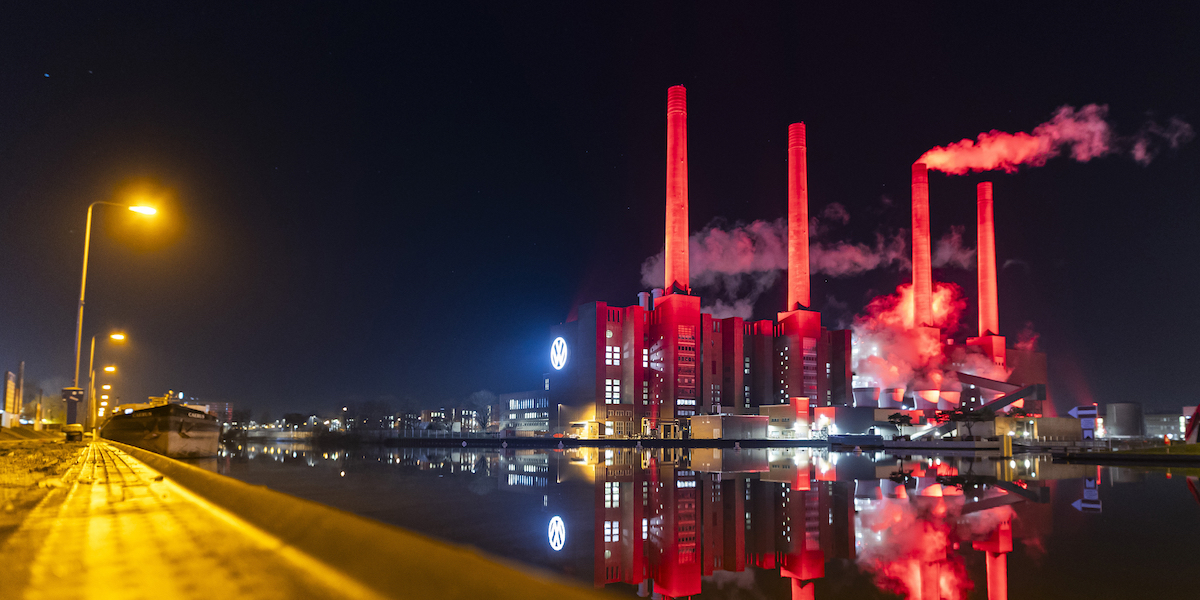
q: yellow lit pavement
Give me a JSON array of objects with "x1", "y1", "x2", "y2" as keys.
[{"x1": 0, "y1": 443, "x2": 385, "y2": 600}]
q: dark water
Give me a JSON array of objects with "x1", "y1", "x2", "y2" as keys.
[{"x1": 215, "y1": 443, "x2": 1199, "y2": 599}]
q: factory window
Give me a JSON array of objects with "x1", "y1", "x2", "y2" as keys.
[
  {"x1": 604, "y1": 521, "x2": 620, "y2": 543},
  {"x1": 642, "y1": 381, "x2": 649, "y2": 405},
  {"x1": 605, "y1": 346, "x2": 621, "y2": 366},
  {"x1": 605, "y1": 482, "x2": 620, "y2": 508},
  {"x1": 642, "y1": 348, "x2": 649, "y2": 368},
  {"x1": 605, "y1": 379, "x2": 621, "y2": 404},
  {"x1": 642, "y1": 518, "x2": 648, "y2": 540},
  {"x1": 678, "y1": 325, "x2": 695, "y2": 341},
  {"x1": 744, "y1": 357, "x2": 750, "y2": 375},
  {"x1": 605, "y1": 421, "x2": 614, "y2": 436},
  {"x1": 508, "y1": 413, "x2": 517, "y2": 420}
]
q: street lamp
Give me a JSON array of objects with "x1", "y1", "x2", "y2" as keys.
[
  {"x1": 71, "y1": 201, "x2": 156, "y2": 397},
  {"x1": 87, "y1": 332, "x2": 126, "y2": 430}
]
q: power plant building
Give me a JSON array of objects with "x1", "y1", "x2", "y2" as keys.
[
  {"x1": 520, "y1": 86, "x2": 1050, "y2": 440},
  {"x1": 545, "y1": 88, "x2": 852, "y2": 439}
]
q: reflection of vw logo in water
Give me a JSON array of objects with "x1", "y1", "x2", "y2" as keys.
[
  {"x1": 550, "y1": 337, "x2": 568, "y2": 370},
  {"x1": 548, "y1": 516, "x2": 566, "y2": 551}
]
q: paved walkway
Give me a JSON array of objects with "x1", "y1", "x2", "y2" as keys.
[{"x1": 0, "y1": 442, "x2": 384, "y2": 600}]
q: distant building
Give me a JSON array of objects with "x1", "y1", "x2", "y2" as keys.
[
  {"x1": 399, "y1": 412, "x2": 420, "y2": 429},
  {"x1": 1144, "y1": 412, "x2": 1186, "y2": 439},
  {"x1": 207, "y1": 402, "x2": 235, "y2": 424},
  {"x1": 499, "y1": 385, "x2": 550, "y2": 437}
]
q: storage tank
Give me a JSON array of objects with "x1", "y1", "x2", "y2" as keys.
[
  {"x1": 879, "y1": 388, "x2": 904, "y2": 409},
  {"x1": 853, "y1": 387, "x2": 880, "y2": 408},
  {"x1": 1105, "y1": 403, "x2": 1144, "y2": 437}
]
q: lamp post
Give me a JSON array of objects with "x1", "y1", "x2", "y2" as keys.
[
  {"x1": 87, "y1": 332, "x2": 126, "y2": 431},
  {"x1": 71, "y1": 202, "x2": 156, "y2": 398}
]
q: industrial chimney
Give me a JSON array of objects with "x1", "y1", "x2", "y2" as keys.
[
  {"x1": 977, "y1": 182, "x2": 999, "y2": 337},
  {"x1": 664, "y1": 85, "x2": 689, "y2": 294},
  {"x1": 787, "y1": 123, "x2": 809, "y2": 310},
  {"x1": 911, "y1": 162, "x2": 932, "y2": 327}
]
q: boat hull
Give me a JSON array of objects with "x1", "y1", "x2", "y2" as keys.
[{"x1": 101, "y1": 404, "x2": 220, "y2": 458}]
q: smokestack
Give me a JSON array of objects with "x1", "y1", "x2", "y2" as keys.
[
  {"x1": 911, "y1": 162, "x2": 933, "y2": 327},
  {"x1": 664, "y1": 85, "x2": 689, "y2": 294},
  {"x1": 977, "y1": 182, "x2": 999, "y2": 336},
  {"x1": 787, "y1": 123, "x2": 809, "y2": 310}
]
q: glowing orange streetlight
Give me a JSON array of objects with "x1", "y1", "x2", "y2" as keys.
[
  {"x1": 103, "y1": 366, "x2": 116, "y2": 373},
  {"x1": 71, "y1": 200, "x2": 156, "y2": 400}
]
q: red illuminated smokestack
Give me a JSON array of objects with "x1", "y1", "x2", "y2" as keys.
[
  {"x1": 911, "y1": 162, "x2": 933, "y2": 327},
  {"x1": 664, "y1": 85, "x2": 689, "y2": 293},
  {"x1": 977, "y1": 182, "x2": 999, "y2": 336},
  {"x1": 787, "y1": 123, "x2": 810, "y2": 310}
]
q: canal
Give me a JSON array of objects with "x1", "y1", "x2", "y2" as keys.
[{"x1": 210, "y1": 443, "x2": 1197, "y2": 599}]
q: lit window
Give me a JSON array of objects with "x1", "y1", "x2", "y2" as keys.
[
  {"x1": 605, "y1": 379, "x2": 621, "y2": 404},
  {"x1": 642, "y1": 348, "x2": 649, "y2": 368},
  {"x1": 605, "y1": 346, "x2": 621, "y2": 366},
  {"x1": 605, "y1": 482, "x2": 620, "y2": 508},
  {"x1": 604, "y1": 521, "x2": 620, "y2": 543},
  {"x1": 605, "y1": 421, "x2": 614, "y2": 436}
]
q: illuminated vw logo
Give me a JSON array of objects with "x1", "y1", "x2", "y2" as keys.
[
  {"x1": 548, "y1": 516, "x2": 566, "y2": 551},
  {"x1": 550, "y1": 337, "x2": 568, "y2": 370}
]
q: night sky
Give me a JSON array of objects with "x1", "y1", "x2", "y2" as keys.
[{"x1": 0, "y1": 4, "x2": 1196, "y2": 416}]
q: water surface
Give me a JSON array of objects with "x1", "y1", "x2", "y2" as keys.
[{"x1": 216, "y1": 443, "x2": 1198, "y2": 599}]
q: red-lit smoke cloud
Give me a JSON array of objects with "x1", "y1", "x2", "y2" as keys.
[
  {"x1": 856, "y1": 493, "x2": 1016, "y2": 600},
  {"x1": 640, "y1": 205, "x2": 971, "y2": 319},
  {"x1": 852, "y1": 283, "x2": 1008, "y2": 391},
  {"x1": 1015, "y1": 321, "x2": 1040, "y2": 352},
  {"x1": 851, "y1": 283, "x2": 965, "y2": 390},
  {"x1": 919, "y1": 104, "x2": 1193, "y2": 174}
]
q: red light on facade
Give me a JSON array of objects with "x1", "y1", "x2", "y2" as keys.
[
  {"x1": 664, "y1": 85, "x2": 690, "y2": 293},
  {"x1": 977, "y1": 182, "x2": 999, "y2": 336},
  {"x1": 787, "y1": 122, "x2": 810, "y2": 310},
  {"x1": 911, "y1": 163, "x2": 933, "y2": 327}
]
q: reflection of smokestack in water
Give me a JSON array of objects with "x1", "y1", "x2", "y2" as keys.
[
  {"x1": 787, "y1": 122, "x2": 810, "y2": 310},
  {"x1": 977, "y1": 182, "x2": 999, "y2": 336},
  {"x1": 664, "y1": 85, "x2": 689, "y2": 293},
  {"x1": 911, "y1": 163, "x2": 932, "y2": 327}
]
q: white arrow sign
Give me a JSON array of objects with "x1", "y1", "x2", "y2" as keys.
[
  {"x1": 1072, "y1": 499, "x2": 1102, "y2": 513},
  {"x1": 1069, "y1": 406, "x2": 1098, "y2": 418}
]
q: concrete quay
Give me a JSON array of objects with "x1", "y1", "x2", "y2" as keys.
[{"x1": 0, "y1": 440, "x2": 615, "y2": 600}]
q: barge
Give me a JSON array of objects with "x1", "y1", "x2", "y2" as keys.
[{"x1": 101, "y1": 402, "x2": 220, "y2": 458}]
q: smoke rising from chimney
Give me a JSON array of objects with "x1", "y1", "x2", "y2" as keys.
[
  {"x1": 932, "y1": 226, "x2": 975, "y2": 270},
  {"x1": 640, "y1": 208, "x2": 973, "y2": 319},
  {"x1": 918, "y1": 104, "x2": 1193, "y2": 174}
]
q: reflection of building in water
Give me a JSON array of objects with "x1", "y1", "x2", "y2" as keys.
[{"x1": 564, "y1": 449, "x2": 1074, "y2": 600}]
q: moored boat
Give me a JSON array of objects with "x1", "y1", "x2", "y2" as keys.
[{"x1": 101, "y1": 402, "x2": 220, "y2": 458}]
